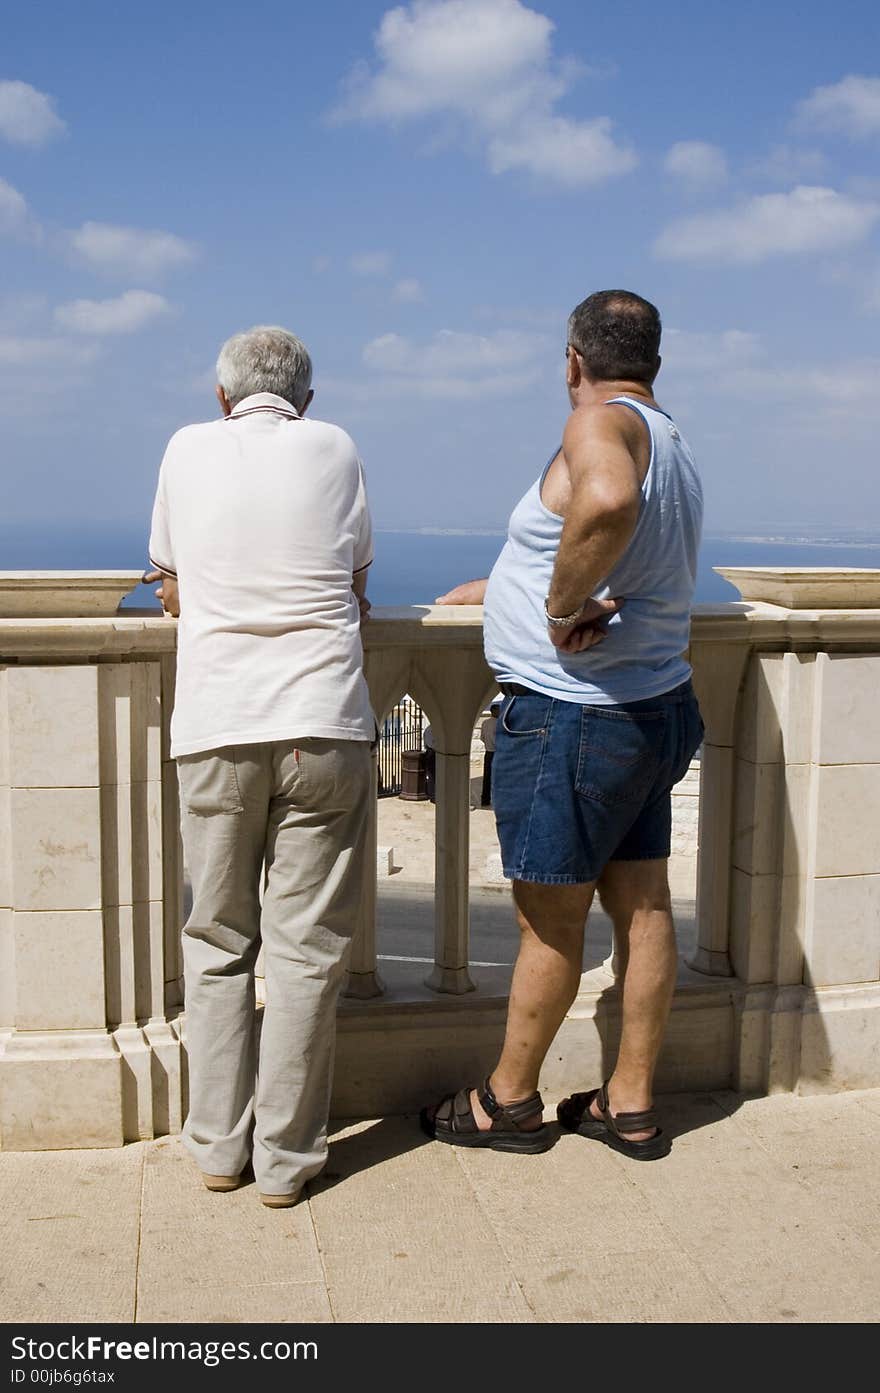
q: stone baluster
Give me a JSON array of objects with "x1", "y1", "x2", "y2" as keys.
[
  {"x1": 344, "y1": 643, "x2": 410, "y2": 999},
  {"x1": 343, "y1": 748, "x2": 384, "y2": 999},
  {"x1": 410, "y1": 630, "x2": 496, "y2": 995}
]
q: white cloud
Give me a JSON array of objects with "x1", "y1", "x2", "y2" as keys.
[
  {"x1": 334, "y1": 0, "x2": 636, "y2": 188},
  {"x1": 350, "y1": 250, "x2": 392, "y2": 276},
  {"x1": 796, "y1": 360, "x2": 880, "y2": 404},
  {"x1": 660, "y1": 325, "x2": 880, "y2": 421},
  {"x1": 361, "y1": 326, "x2": 545, "y2": 397},
  {"x1": 0, "y1": 79, "x2": 65, "y2": 146},
  {"x1": 68, "y1": 221, "x2": 196, "y2": 278},
  {"x1": 748, "y1": 143, "x2": 827, "y2": 182},
  {"x1": 654, "y1": 185, "x2": 880, "y2": 263},
  {"x1": 54, "y1": 289, "x2": 171, "y2": 335},
  {"x1": 391, "y1": 277, "x2": 424, "y2": 302},
  {"x1": 664, "y1": 140, "x2": 727, "y2": 189},
  {"x1": 337, "y1": 0, "x2": 556, "y2": 124},
  {"x1": 489, "y1": 113, "x2": 635, "y2": 185},
  {"x1": 0, "y1": 176, "x2": 38, "y2": 239},
  {"x1": 797, "y1": 74, "x2": 880, "y2": 138},
  {"x1": 662, "y1": 327, "x2": 764, "y2": 375},
  {"x1": 724, "y1": 358, "x2": 880, "y2": 417}
]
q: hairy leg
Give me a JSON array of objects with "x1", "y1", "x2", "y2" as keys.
[
  {"x1": 468, "y1": 879, "x2": 595, "y2": 1130},
  {"x1": 594, "y1": 858, "x2": 677, "y2": 1138}
]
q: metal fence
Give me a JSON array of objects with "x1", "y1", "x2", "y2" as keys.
[{"x1": 378, "y1": 696, "x2": 426, "y2": 797}]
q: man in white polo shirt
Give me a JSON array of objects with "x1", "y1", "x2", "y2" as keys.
[{"x1": 147, "y1": 325, "x2": 374, "y2": 1207}]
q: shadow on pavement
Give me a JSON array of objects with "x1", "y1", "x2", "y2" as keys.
[{"x1": 314, "y1": 1115, "x2": 431, "y2": 1191}]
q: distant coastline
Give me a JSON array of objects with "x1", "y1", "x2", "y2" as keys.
[
  {"x1": 703, "y1": 532, "x2": 880, "y2": 549},
  {"x1": 2, "y1": 523, "x2": 880, "y2": 611},
  {"x1": 378, "y1": 526, "x2": 880, "y2": 548},
  {"x1": 376, "y1": 527, "x2": 506, "y2": 537}
]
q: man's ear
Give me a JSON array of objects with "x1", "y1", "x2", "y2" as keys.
[
  {"x1": 300, "y1": 388, "x2": 314, "y2": 417},
  {"x1": 565, "y1": 348, "x2": 581, "y2": 391},
  {"x1": 216, "y1": 385, "x2": 232, "y2": 417}
]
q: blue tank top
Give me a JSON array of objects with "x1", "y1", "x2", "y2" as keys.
[{"x1": 483, "y1": 397, "x2": 703, "y2": 705}]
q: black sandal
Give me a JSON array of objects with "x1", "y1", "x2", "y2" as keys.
[
  {"x1": 557, "y1": 1081, "x2": 671, "y2": 1161},
  {"x1": 420, "y1": 1077, "x2": 554, "y2": 1154}
]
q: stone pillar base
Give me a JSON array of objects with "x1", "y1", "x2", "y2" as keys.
[
  {"x1": 0, "y1": 1016, "x2": 186, "y2": 1151},
  {"x1": 0, "y1": 1030, "x2": 123, "y2": 1150},
  {"x1": 4, "y1": 980, "x2": 880, "y2": 1149}
]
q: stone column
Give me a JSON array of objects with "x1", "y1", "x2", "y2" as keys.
[
  {"x1": 0, "y1": 660, "x2": 184, "y2": 1149},
  {"x1": 1, "y1": 665, "x2": 122, "y2": 1148},
  {"x1": 786, "y1": 651, "x2": 880, "y2": 1091},
  {"x1": 688, "y1": 639, "x2": 750, "y2": 976},
  {"x1": 726, "y1": 625, "x2": 880, "y2": 1093},
  {"x1": 0, "y1": 669, "x2": 15, "y2": 1046}
]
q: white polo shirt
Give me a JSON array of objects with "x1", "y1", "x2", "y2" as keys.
[{"x1": 149, "y1": 392, "x2": 375, "y2": 757}]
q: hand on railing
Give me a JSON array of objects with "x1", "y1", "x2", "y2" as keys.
[
  {"x1": 143, "y1": 569, "x2": 180, "y2": 618},
  {"x1": 435, "y1": 578, "x2": 488, "y2": 605}
]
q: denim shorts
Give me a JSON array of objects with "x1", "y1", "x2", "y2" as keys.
[{"x1": 492, "y1": 680, "x2": 704, "y2": 885}]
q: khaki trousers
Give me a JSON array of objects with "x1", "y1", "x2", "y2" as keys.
[{"x1": 177, "y1": 738, "x2": 371, "y2": 1195}]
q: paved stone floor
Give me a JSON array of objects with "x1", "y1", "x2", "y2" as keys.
[{"x1": 2, "y1": 1088, "x2": 879, "y2": 1323}]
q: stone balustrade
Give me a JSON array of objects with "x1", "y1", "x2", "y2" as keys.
[{"x1": 1, "y1": 570, "x2": 879, "y2": 1148}]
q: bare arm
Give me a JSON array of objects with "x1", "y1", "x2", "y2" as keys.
[
  {"x1": 545, "y1": 406, "x2": 642, "y2": 653},
  {"x1": 435, "y1": 578, "x2": 488, "y2": 604},
  {"x1": 353, "y1": 565, "x2": 371, "y2": 625}
]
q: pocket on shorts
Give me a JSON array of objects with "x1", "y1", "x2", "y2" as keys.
[
  {"x1": 671, "y1": 695, "x2": 704, "y2": 787},
  {"x1": 177, "y1": 748, "x2": 244, "y2": 815},
  {"x1": 575, "y1": 707, "x2": 667, "y2": 806},
  {"x1": 500, "y1": 693, "x2": 552, "y2": 738}
]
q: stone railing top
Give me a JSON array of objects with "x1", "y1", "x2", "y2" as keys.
[
  {"x1": 1, "y1": 578, "x2": 879, "y2": 661},
  {"x1": 715, "y1": 566, "x2": 880, "y2": 609},
  {"x1": 0, "y1": 570, "x2": 143, "y2": 618}
]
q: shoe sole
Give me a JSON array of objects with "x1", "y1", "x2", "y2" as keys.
[
  {"x1": 260, "y1": 1192, "x2": 302, "y2": 1208},
  {"x1": 202, "y1": 1175, "x2": 243, "y2": 1192},
  {"x1": 558, "y1": 1109, "x2": 671, "y2": 1161}
]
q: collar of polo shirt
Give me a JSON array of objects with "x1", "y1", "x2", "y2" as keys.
[{"x1": 228, "y1": 392, "x2": 300, "y2": 420}]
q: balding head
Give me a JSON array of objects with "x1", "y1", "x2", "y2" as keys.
[{"x1": 567, "y1": 290, "x2": 661, "y2": 385}]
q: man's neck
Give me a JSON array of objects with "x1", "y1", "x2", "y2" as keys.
[{"x1": 572, "y1": 378, "x2": 657, "y2": 410}]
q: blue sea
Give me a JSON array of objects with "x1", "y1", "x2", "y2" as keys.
[{"x1": 2, "y1": 524, "x2": 879, "y2": 609}]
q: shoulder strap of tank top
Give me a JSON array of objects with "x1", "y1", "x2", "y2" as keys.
[{"x1": 605, "y1": 395, "x2": 673, "y2": 421}]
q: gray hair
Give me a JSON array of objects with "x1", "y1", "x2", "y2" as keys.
[{"x1": 216, "y1": 325, "x2": 313, "y2": 410}]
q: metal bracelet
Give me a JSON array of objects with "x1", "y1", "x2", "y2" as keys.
[{"x1": 544, "y1": 597, "x2": 584, "y2": 628}]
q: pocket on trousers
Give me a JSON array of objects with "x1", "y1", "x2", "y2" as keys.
[
  {"x1": 500, "y1": 694, "x2": 552, "y2": 738},
  {"x1": 295, "y1": 738, "x2": 372, "y2": 806},
  {"x1": 575, "y1": 707, "x2": 666, "y2": 806},
  {"x1": 177, "y1": 748, "x2": 244, "y2": 815}
]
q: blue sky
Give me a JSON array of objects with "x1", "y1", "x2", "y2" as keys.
[{"x1": 2, "y1": 0, "x2": 880, "y2": 539}]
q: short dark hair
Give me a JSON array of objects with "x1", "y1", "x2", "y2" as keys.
[{"x1": 567, "y1": 290, "x2": 661, "y2": 383}]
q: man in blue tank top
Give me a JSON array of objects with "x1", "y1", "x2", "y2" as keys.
[{"x1": 422, "y1": 291, "x2": 704, "y2": 1161}]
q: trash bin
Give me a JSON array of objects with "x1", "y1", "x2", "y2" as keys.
[{"x1": 400, "y1": 747, "x2": 428, "y2": 801}]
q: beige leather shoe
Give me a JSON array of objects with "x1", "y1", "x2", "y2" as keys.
[
  {"x1": 259, "y1": 1190, "x2": 301, "y2": 1209},
  {"x1": 202, "y1": 1173, "x2": 243, "y2": 1192}
]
